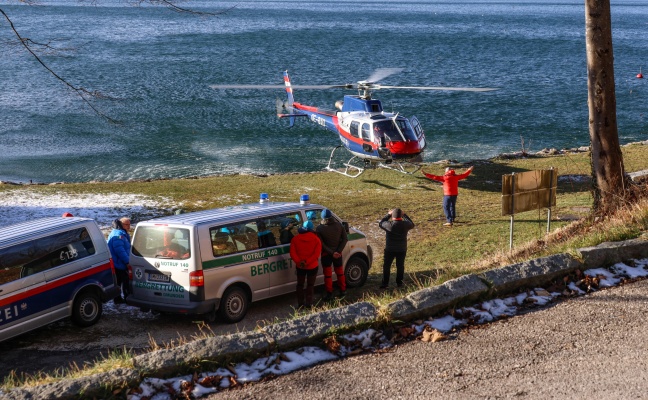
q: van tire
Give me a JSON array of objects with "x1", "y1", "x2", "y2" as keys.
[
  {"x1": 72, "y1": 291, "x2": 103, "y2": 327},
  {"x1": 218, "y1": 286, "x2": 249, "y2": 323},
  {"x1": 345, "y1": 257, "x2": 368, "y2": 288}
]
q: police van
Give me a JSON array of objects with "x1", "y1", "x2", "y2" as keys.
[
  {"x1": 127, "y1": 195, "x2": 373, "y2": 323},
  {"x1": 0, "y1": 217, "x2": 120, "y2": 342}
]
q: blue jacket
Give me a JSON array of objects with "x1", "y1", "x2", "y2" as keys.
[{"x1": 108, "y1": 228, "x2": 131, "y2": 271}]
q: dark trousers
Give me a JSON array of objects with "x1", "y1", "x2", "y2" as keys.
[
  {"x1": 115, "y1": 269, "x2": 130, "y2": 298},
  {"x1": 443, "y1": 195, "x2": 458, "y2": 223},
  {"x1": 296, "y1": 268, "x2": 318, "y2": 306},
  {"x1": 382, "y1": 250, "x2": 407, "y2": 286}
]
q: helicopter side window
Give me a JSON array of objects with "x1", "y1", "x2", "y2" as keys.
[
  {"x1": 361, "y1": 123, "x2": 371, "y2": 142},
  {"x1": 349, "y1": 121, "x2": 360, "y2": 138}
]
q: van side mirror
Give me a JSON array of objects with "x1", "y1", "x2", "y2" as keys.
[{"x1": 342, "y1": 221, "x2": 350, "y2": 233}]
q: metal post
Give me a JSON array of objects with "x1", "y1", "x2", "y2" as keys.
[
  {"x1": 509, "y1": 173, "x2": 515, "y2": 251},
  {"x1": 510, "y1": 215, "x2": 514, "y2": 251},
  {"x1": 546, "y1": 168, "x2": 554, "y2": 233}
]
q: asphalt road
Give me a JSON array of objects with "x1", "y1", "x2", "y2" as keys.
[{"x1": 206, "y1": 278, "x2": 648, "y2": 400}]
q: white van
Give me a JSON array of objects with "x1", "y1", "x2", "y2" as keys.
[
  {"x1": 127, "y1": 195, "x2": 373, "y2": 322},
  {"x1": 0, "y1": 217, "x2": 120, "y2": 342}
]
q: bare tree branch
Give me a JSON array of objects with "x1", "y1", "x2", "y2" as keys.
[
  {"x1": 2, "y1": 1, "x2": 232, "y2": 123},
  {"x1": 1, "y1": 7, "x2": 118, "y2": 123},
  {"x1": 132, "y1": 0, "x2": 235, "y2": 16}
]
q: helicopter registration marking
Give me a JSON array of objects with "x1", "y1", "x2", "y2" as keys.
[{"x1": 309, "y1": 115, "x2": 327, "y2": 127}]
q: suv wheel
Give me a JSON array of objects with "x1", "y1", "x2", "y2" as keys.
[
  {"x1": 72, "y1": 291, "x2": 102, "y2": 327},
  {"x1": 345, "y1": 257, "x2": 368, "y2": 288}
]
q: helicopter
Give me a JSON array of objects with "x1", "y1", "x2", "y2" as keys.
[{"x1": 210, "y1": 68, "x2": 497, "y2": 178}]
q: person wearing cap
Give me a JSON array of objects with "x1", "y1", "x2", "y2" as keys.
[
  {"x1": 421, "y1": 165, "x2": 474, "y2": 226},
  {"x1": 107, "y1": 217, "x2": 132, "y2": 304},
  {"x1": 379, "y1": 208, "x2": 415, "y2": 289},
  {"x1": 279, "y1": 220, "x2": 295, "y2": 244},
  {"x1": 256, "y1": 220, "x2": 277, "y2": 248},
  {"x1": 289, "y1": 221, "x2": 322, "y2": 308},
  {"x1": 315, "y1": 209, "x2": 348, "y2": 300}
]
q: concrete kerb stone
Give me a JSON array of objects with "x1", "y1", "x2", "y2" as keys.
[
  {"x1": 132, "y1": 330, "x2": 272, "y2": 375},
  {"x1": 3, "y1": 368, "x2": 140, "y2": 400},
  {"x1": 578, "y1": 237, "x2": 648, "y2": 269},
  {"x1": 262, "y1": 301, "x2": 377, "y2": 348},
  {"x1": 479, "y1": 253, "x2": 583, "y2": 296},
  {"x1": 386, "y1": 274, "x2": 489, "y2": 321}
]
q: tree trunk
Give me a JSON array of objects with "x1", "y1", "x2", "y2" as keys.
[{"x1": 585, "y1": 0, "x2": 629, "y2": 215}]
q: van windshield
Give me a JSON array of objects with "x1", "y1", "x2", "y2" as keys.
[{"x1": 132, "y1": 227, "x2": 191, "y2": 260}]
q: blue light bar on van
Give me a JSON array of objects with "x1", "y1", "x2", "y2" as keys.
[
  {"x1": 259, "y1": 193, "x2": 269, "y2": 204},
  {"x1": 300, "y1": 194, "x2": 310, "y2": 206}
]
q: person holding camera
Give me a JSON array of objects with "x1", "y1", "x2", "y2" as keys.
[{"x1": 379, "y1": 208, "x2": 415, "y2": 289}]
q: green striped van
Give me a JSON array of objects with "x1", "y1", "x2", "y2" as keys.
[{"x1": 127, "y1": 195, "x2": 372, "y2": 323}]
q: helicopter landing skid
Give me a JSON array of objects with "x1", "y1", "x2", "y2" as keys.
[
  {"x1": 325, "y1": 145, "x2": 366, "y2": 178},
  {"x1": 378, "y1": 160, "x2": 422, "y2": 175}
]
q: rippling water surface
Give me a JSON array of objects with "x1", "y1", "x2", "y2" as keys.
[{"x1": 1, "y1": 0, "x2": 646, "y2": 182}]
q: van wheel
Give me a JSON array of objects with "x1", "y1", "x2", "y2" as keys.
[
  {"x1": 345, "y1": 257, "x2": 368, "y2": 288},
  {"x1": 72, "y1": 291, "x2": 102, "y2": 327},
  {"x1": 218, "y1": 286, "x2": 249, "y2": 323}
]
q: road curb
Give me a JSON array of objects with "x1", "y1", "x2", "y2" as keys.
[{"x1": 6, "y1": 238, "x2": 647, "y2": 399}]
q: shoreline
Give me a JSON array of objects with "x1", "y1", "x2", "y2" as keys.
[{"x1": 2, "y1": 143, "x2": 633, "y2": 187}]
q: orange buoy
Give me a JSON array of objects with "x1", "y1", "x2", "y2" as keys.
[{"x1": 638, "y1": 68, "x2": 644, "y2": 79}]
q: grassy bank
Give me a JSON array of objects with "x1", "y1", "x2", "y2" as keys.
[{"x1": 3, "y1": 144, "x2": 648, "y2": 288}]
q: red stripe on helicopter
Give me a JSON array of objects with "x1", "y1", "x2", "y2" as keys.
[
  {"x1": 388, "y1": 140, "x2": 423, "y2": 156},
  {"x1": 293, "y1": 103, "x2": 336, "y2": 117}
]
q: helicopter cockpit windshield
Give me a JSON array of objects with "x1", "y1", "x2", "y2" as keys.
[{"x1": 373, "y1": 119, "x2": 418, "y2": 142}]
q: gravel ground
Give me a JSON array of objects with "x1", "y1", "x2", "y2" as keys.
[{"x1": 205, "y1": 278, "x2": 648, "y2": 400}]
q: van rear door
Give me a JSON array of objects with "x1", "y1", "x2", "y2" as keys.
[{"x1": 130, "y1": 225, "x2": 193, "y2": 307}]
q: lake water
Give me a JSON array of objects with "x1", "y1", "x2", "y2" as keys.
[{"x1": 1, "y1": 0, "x2": 646, "y2": 183}]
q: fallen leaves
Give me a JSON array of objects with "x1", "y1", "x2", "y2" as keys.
[
  {"x1": 324, "y1": 335, "x2": 341, "y2": 354},
  {"x1": 420, "y1": 326, "x2": 448, "y2": 343}
]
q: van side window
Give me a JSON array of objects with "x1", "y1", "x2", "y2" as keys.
[
  {"x1": 0, "y1": 228, "x2": 96, "y2": 282},
  {"x1": 275, "y1": 213, "x2": 301, "y2": 245},
  {"x1": 131, "y1": 227, "x2": 191, "y2": 260},
  {"x1": 210, "y1": 227, "x2": 240, "y2": 257},
  {"x1": 305, "y1": 209, "x2": 323, "y2": 228},
  {"x1": 256, "y1": 220, "x2": 277, "y2": 248}
]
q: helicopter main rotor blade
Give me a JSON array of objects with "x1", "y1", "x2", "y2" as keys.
[
  {"x1": 365, "y1": 68, "x2": 404, "y2": 83},
  {"x1": 378, "y1": 85, "x2": 498, "y2": 92},
  {"x1": 209, "y1": 84, "x2": 350, "y2": 90}
]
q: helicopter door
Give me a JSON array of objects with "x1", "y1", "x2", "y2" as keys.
[
  {"x1": 411, "y1": 116, "x2": 426, "y2": 150},
  {"x1": 361, "y1": 123, "x2": 373, "y2": 153}
]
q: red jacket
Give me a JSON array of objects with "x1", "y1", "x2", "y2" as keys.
[
  {"x1": 289, "y1": 231, "x2": 322, "y2": 270},
  {"x1": 423, "y1": 168, "x2": 473, "y2": 196}
]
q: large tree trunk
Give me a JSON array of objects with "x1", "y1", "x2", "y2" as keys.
[{"x1": 585, "y1": 0, "x2": 629, "y2": 215}]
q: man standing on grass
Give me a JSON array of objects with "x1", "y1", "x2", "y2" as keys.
[
  {"x1": 422, "y1": 165, "x2": 474, "y2": 226},
  {"x1": 379, "y1": 208, "x2": 414, "y2": 289}
]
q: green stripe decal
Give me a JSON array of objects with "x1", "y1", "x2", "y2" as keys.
[{"x1": 202, "y1": 245, "x2": 291, "y2": 270}]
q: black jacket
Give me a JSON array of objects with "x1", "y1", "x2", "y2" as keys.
[
  {"x1": 316, "y1": 219, "x2": 348, "y2": 255},
  {"x1": 379, "y1": 213, "x2": 414, "y2": 252}
]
